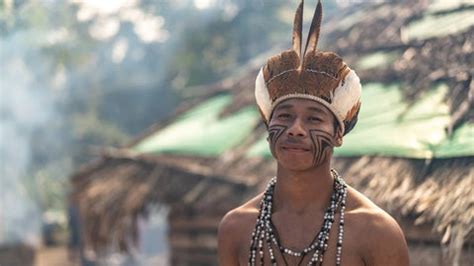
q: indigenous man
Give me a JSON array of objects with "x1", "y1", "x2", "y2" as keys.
[{"x1": 218, "y1": 1, "x2": 409, "y2": 265}]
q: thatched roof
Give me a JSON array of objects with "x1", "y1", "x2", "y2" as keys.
[
  {"x1": 71, "y1": 0, "x2": 474, "y2": 263},
  {"x1": 72, "y1": 151, "x2": 253, "y2": 252}
]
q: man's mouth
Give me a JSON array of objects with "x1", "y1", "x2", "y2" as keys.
[{"x1": 281, "y1": 146, "x2": 311, "y2": 152}]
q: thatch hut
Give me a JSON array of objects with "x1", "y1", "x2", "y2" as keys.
[{"x1": 71, "y1": 1, "x2": 474, "y2": 265}]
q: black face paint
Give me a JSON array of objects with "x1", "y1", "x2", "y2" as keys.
[
  {"x1": 268, "y1": 124, "x2": 287, "y2": 157},
  {"x1": 309, "y1": 129, "x2": 335, "y2": 166}
]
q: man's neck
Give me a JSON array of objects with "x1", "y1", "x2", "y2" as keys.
[{"x1": 273, "y1": 161, "x2": 334, "y2": 215}]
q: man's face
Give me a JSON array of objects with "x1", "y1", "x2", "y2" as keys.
[{"x1": 267, "y1": 98, "x2": 342, "y2": 171}]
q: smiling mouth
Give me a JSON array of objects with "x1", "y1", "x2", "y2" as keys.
[{"x1": 282, "y1": 147, "x2": 310, "y2": 152}]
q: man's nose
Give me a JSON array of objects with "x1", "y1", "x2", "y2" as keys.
[{"x1": 287, "y1": 118, "x2": 306, "y2": 137}]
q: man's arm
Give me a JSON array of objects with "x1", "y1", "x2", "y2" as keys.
[
  {"x1": 364, "y1": 212, "x2": 410, "y2": 266},
  {"x1": 218, "y1": 210, "x2": 241, "y2": 266}
]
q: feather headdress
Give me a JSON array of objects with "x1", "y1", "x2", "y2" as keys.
[{"x1": 255, "y1": 0, "x2": 362, "y2": 135}]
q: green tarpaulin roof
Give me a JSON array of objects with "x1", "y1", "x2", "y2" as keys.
[
  {"x1": 133, "y1": 83, "x2": 472, "y2": 159},
  {"x1": 404, "y1": 8, "x2": 474, "y2": 41},
  {"x1": 133, "y1": 94, "x2": 259, "y2": 156},
  {"x1": 356, "y1": 51, "x2": 399, "y2": 70},
  {"x1": 427, "y1": 0, "x2": 474, "y2": 14}
]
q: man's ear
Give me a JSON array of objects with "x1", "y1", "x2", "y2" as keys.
[{"x1": 334, "y1": 127, "x2": 343, "y2": 147}]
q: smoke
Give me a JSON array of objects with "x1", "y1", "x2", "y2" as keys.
[
  {"x1": 0, "y1": 0, "x2": 178, "y2": 247},
  {"x1": 0, "y1": 29, "x2": 56, "y2": 246}
]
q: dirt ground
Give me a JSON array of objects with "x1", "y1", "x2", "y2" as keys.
[{"x1": 35, "y1": 245, "x2": 78, "y2": 266}]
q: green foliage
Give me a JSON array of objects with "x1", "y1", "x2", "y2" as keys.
[{"x1": 168, "y1": 1, "x2": 290, "y2": 88}]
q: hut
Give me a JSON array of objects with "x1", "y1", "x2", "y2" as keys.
[{"x1": 71, "y1": 1, "x2": 474, "y2": 265}]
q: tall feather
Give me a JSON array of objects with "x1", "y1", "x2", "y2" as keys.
[
  {"x1": 292, "y1": 0, "x2": 304, "y2": 64},
  {"x1": 303, "y1": 0, "x2": 322, "y2": 58}
]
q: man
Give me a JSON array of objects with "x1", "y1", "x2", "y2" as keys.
[{"x1": 218, "y1": 1, "x2": 409, "y2": 265}]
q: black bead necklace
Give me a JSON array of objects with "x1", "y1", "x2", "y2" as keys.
[{"x1": 248, "y1": 169, "x2": 347, "y2": 266}]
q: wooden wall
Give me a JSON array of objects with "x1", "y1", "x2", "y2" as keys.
[
  {"x1": 0, "y1": 245, "x2": 36, "y2": 266},
  {"x1": 168, "y1": 207, "x2": 221, "y2": 266}
]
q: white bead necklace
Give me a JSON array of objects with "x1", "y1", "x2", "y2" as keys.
[{"x1": 248, "y1": 169, "x2": 347, "y2": 266}]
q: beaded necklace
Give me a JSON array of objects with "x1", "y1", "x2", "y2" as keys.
[{"x1": 248, "y1": 169, "x2": 347, "y2": 266}]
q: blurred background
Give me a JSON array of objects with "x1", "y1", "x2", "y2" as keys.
[{"x1": 0, "y1": 0, "x2": 473, "y2": 265}]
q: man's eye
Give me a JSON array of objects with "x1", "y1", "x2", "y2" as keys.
[
  {"x1": 309, "y1": 117, "x2": 321, "y2": 122},
  {"x1": 278, "y1": 113, "x2": 291, "y2": 118}
]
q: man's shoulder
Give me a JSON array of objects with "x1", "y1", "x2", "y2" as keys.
[
  {"x1": 346, "y1": 185, "x2": 403, "y2": 233},
  {"x1": 345, "y1": 186, "x2": 409, "y2": 266},
  {"x1": 218, "y1": 192, "x2": 263, "y2": 233},
  {"x1": 217, "y1": 193, "x2": 263, "y2": 265}
]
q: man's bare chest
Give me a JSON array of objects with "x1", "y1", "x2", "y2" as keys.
[{"x1": 237, "y1": 213, "x2": 366, "y2": 266}]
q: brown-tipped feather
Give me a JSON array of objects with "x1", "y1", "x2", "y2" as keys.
[
  {"x1": 303, "y1": 0, "x2": 322, "y2": 59},
  {"x1": 292, "y1": 0, "x2": 304, "y2": 62}
]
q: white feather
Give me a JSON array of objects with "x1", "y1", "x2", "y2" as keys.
[
  {"x1": 332, "y1": 70, "x2": 361, "y2": 119},
  {"x1": 255, "y1": 68, "x2": 272, "y2": 121}
]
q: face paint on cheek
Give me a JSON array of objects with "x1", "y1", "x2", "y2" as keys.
[
  {"x1": 309, "y1": 129, "x2": 336, "y2": 166},
  {"x1": 268, "y1": 124, "x2": 288, "y2": 157}
]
